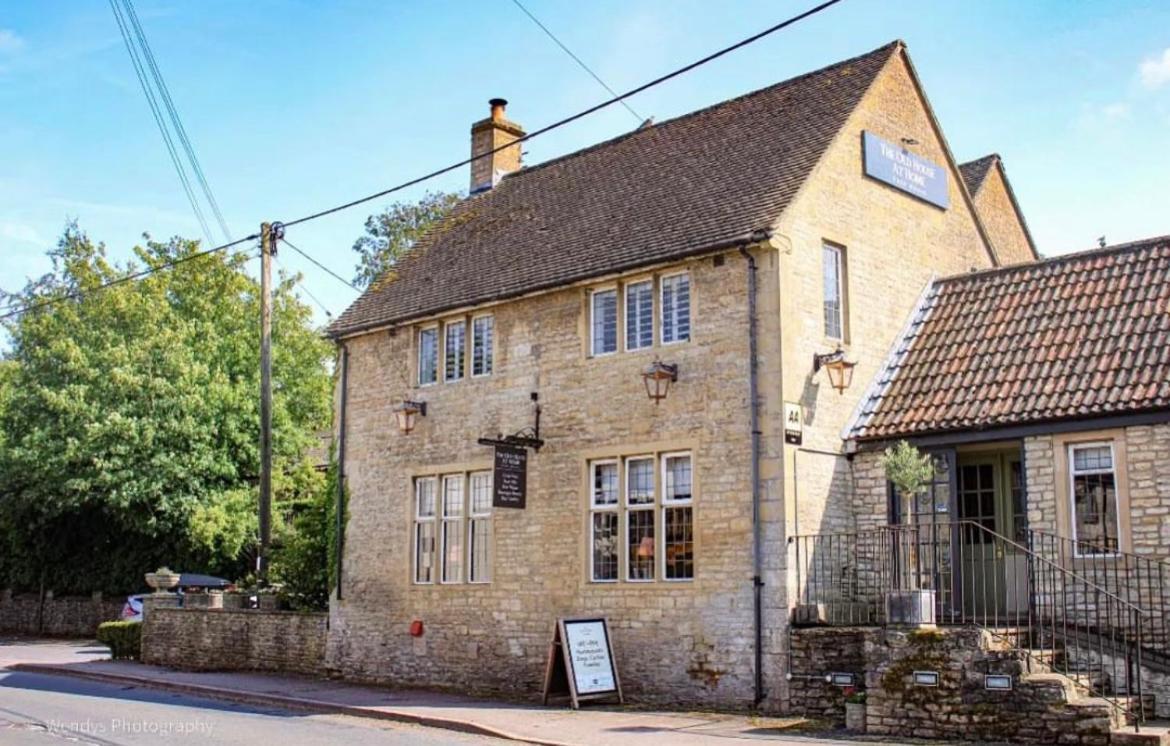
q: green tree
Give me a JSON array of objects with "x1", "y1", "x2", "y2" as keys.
[
  {"x1": 0, "y1": 225, "x2": 332, "y2": 594},
  {"x1": 352, "y1": 191, "x2": 461, "y2": 289}
]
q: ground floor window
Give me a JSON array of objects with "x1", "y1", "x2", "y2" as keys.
[
  {"x1": 1069, "y1": 442, "x2": 1119, "y2": 555},
  {"x1": 413, "y1": 471, "x2": 493, "y2": 584},
  {"x1": 589, "y1": 451, "x2": 694, "y2": 583}
]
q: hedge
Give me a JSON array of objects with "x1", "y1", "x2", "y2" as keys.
[{"x1": 96, "y1": 621, "x2": 141, "y2": 660}]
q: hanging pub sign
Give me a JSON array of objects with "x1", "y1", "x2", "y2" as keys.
[
  {"x1": 542, "y1": 617, "x2": 622, "y2": 709},
  {"x1": 492, "y1": 444, "x2": 528, "y2": 509},
  {"x1": 862, "y1": 130, "x2": 949, "y2": 209}
]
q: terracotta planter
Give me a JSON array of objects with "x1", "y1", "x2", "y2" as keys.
[{"x1": 845, "y1": 702, "x2": 867, "y2": 733}]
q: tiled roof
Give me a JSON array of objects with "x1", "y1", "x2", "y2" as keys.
[
  {"x1": 958, "y1": 154, "x2": 998, "y2": 196},
  {"x1": 327, "y1": 42, "x2": 901, "y2": 337},
  {"x1": 850, "y1": 235, "x2": 1170, "y2": 440}
]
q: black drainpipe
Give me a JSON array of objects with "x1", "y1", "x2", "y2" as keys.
[
  {"x1": 335, "y1": 343, "x2": 349, "y2": 600},
  {"x1": 739, "y1": 243, "x2": 765, "y2": 707}
]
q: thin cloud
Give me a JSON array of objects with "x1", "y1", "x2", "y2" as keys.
[
  {"x1": 1139, "y1": 48, "x2": 1170, "y2": 90},
  {"x1": 0, "y1": 29, "x2": 24, "y2": 55}
]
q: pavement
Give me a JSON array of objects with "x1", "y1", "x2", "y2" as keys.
[{"x1": 0, "y1": 638, "x2": 865, "y2": 746}]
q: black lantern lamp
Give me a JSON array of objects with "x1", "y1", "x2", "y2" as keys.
[
  {"x1": 642, "y1": 360, "x2": 679, "y2": 404},
  {"x1": 394, "y1": 400, "x2": 427, "y2": 434},
  {"x1": 812, "y1": 347, "x2": 856, "y2": 394}
]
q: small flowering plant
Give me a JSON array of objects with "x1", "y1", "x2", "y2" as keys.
[{"x1": 842, "y1": 686, "x2": 867, "y2": 704}]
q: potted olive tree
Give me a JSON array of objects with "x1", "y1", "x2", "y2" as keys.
[{"x1": 879, "y1": 441, "x2": 937, "y2": 626}]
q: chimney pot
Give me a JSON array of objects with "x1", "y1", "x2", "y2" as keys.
[{"x1": 489, "y1": 98, "x2": 508, "y2": 121}]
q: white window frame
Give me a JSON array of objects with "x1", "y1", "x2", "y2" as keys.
[
  {"x1": 471, "y1": 314, "x2": 494, "y2": 378},
  {"x1": 623, "y1": 279, "x2": 654, "y2": 352},
  {"x1": 823, "y1": 243, "x2": 845, "y2": 342},
  {"x1": 443, "y1": 320, "x2": 466, "y2": 383},
  {"x1": 660, "y1": 271, "x2": 691, "y2": 345},
  {"x1": 417, "y1": 325, "x2": 439, "y2": 387},
  {"x1": 440, "y1": 474, "x2": 465, "y2": 583},
  {"x1": 589, "y1": 460, "x2": 620, "y2": 583},
  {"x1": 467, "y1": 471, "x2": 493, "y2": 584},
  {"x1": 1068, "y1": 441, "x2": 1121, "y2": 559},
  {"x1": 590, "y1": 286, "x2": 619, "y2": 357},
  {"x1": 660, "y1": 452, "x2": 694, "y2": 582},
  {"x1": 624, "y1": 456, "x2": 657, "y2": 583},
  {"x1": 412, "y1": 477, "x2": 438, "y2": 585}
]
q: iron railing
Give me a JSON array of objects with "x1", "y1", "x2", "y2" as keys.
[{"x1": 789, "y1": 521, "x2": 1153, "y2": 728}]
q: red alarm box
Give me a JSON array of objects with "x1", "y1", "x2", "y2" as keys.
[{"x1": 409, "y1": 620, "x2": 424, "y2": 637}]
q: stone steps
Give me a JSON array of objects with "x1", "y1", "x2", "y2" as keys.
[{"x1": 1111, "y1": 720, "x2": 1170, "y2": 746}]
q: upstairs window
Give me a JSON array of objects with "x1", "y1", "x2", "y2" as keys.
[
  {"x1": 472, "y1": 315, "x2": 494, "y2": 377},
  {"x1": 591, "y1": 288, "x2": 618, "y2": 356},
  {"x1": 823, "y1": 243, "x2": 845, "y2": 340},
  {"x1": 444, "y1": 321, "x2": 465, "y2": 382},
  {"x1": 624, "y1": 280, "x2": 653, "y2": 350},
  {"x1": 1069, "y1": 443, "x2": 1119, "y2": 556},
  {"x1": 418, "y1": 326, "x2": 439, "y2": 386},
  {"x1": 661, "y1": 273, "x2": 691, "y2": 344}
]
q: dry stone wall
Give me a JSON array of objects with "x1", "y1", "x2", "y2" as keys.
[{"x1": 0, "y1": 591, "x2": 123, "y2": 637}]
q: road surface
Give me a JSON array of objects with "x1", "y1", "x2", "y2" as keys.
[{"x1": 0, "y1": 669, "x2": 509, "y2": 746}]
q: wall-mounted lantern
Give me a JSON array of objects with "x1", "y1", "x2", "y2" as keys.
[
  {"x1": 394, "y1": 400, "x2": 427, "y2": 434},
  {"x1": 813, "y1": 347, "x2": 857, "y2": 394},
  {"x1": 641, "y1": 360, "x2": 679, "y2": 404}
]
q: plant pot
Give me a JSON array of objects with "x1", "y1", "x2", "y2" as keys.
[
  {"x1": 845, "y1": 702, "x2": 866, "y2": 733},
  {"x1": 885, "y1": 589, "x2": 936, "y2": 626},
  {"x1": 145, "y1": 568, "x2": 181, "y2": 593}
]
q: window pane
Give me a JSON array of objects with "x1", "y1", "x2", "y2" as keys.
[
  {"x1": 625, "y1": 281, "x2": 653, "y2": 350},
  {"x1": 664, "y1": 506, "x2": 693, "y2": 580},
  {"x1": 591, "y1": 290, "x2": 617, "y2": 355},
  {"x1": 1074, "y1": 471, "x2": 1118, "y2": 554},
  {"x1": 444, "y1": 321, "x2": 465, "y2": 381},
  {"x1": 627, "y1": 458, "x2": 654, "y2": 505},
  {"x1": 419, "y1": 328, "x2": 438, "y2": 384},
  {"x1": 592, "y1": 462, "x2": 618, "y2": 506},
  {"x1": 592, "y1": 512, "x2": 619, "y2": 581},
  {"x1": 661, "y1": 274, "x2": 691, "y2": 343},
  {"x1": 823, "y1": 245, "x2": 843, "y2": 339},
  {"x1": 472, "y1": 316, "x2": 494, "y2": 376},
  {"x1": 664, "y1": 455, "x2": 692, "y2": 502},
  {"x1": 628, "y1": 510, "x2": 655, "y2": 580},
  {"x1": 416, "y1": 479, "x2": 436, "y2": 517},
  {"x1": 441, "y1": 476, "x2": 463, "y2": 583},
  {"x1": 470, "y1": 472, "x2": 492, "y2": 514},
  {"x1": 1073, "y1": 446, "x2": 1112, "y2": 471},
  {"x1": 469, "y1": 518, "x2": 491, "y2": 583},
  {"x1": 415, "y1": 522, "x2": 436, "y2": 583}
]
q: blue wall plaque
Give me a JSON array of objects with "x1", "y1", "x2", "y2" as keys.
[{"x1": 862, "y1": 131, "x2": 949, "y2": 209}]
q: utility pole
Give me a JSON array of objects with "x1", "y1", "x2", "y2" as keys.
[{"x1": 258, "y1": 221, "x2": 276, "y2": 581}]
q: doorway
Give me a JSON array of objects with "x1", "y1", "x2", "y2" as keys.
[{"x1": 956, "y1": 449, "x2": 1028, "y2": 618}]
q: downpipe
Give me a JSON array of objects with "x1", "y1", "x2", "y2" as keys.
[{"x1": 740, "y1": 244, "x2": 765, "y2": 707}]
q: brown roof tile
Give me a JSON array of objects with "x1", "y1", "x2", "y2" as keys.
[
  {"x1": 851, "y1": 235, "x2": 1170, "y2": 440},
  {"x1": 327, "y1": 42, "x2": 901, "y2": 337}
]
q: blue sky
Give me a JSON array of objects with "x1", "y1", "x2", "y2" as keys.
[{"x1": 2, "y1": 1, "x2": 1169, "y2": 326}]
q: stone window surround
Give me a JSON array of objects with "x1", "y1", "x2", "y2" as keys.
[
  {"x1": 413, "y1": 313, "x2": 495, "y2": 387},
  {"x1": 583, "y1": 445, "x2": 698, "y2": 585},
  {"x1": 1051, "y1": 428, "x2": 1133, "y2": 557},
  {"x1": 589, "y1": 284, "x2": 619, "y2": 357},
  {"x1": 411, "y1": 467, "x2": 494, "y2": 587},
  {"x1": 822, "y1": 240, "x2": 849, "y2": 343},
  {"x1": 584, "y1": 267, "x2": 695, "y2": 360}
]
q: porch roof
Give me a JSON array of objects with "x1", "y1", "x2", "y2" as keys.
[{"x1": 849, "y1": 235, "x2": 1170, "y2": 441}]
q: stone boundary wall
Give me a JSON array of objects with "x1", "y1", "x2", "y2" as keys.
[
  {"x1": 142, "y1": 607, "x2": 327, "y2": 676},
  {"x1": 788, "y1": 627, "x2": 1119, "y2": 745},
  {"x1": 0, "y1": 591, "x2": 123, "y2": 636}
]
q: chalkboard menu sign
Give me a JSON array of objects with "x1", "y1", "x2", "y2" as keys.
[
  {"x1": 492, "y1": 445, "x2": 527, "y2": 509},
  {"x1": 542, "y1": 617, "x2": 622, "y2": 709}
]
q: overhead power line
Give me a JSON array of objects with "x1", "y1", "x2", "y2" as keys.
[
  {"x1": 2, "y1": 0, "x2": 843, "y2": 321},
  {"x1": 273, "y1": 253, "x2": 333, "y2": 318},
  {"x1": 509, "y1": 0, "x2": 643, "y2": 123},
  {"x1": 279, "y1": 238, "x2": 362, "y2": 293},
  {"x1": 281, "y1": 0, "x2": 844, "y2": 229},
  {"x1": 119, "y1": 0, "x2": 233, "y2": 243},
  {"x1": 108, "y1": 0, "x2": 214, "y2": 246}
]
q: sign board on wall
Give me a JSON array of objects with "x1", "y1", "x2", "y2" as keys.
[
  {"x1": 862, "y1": 131, "x2": 949, "y2": 209},
  {"x1": 491, "y1": 445, "x2": 527, "y2": 509},
  {"x1": 542, "y1": 617, "x2": 622, "y2": 709},
  {"x1": 784, "y1": 402, "x2": 804, "y2": 446}
]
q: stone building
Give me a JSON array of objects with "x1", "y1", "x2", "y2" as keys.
[{"x1": 324, "y1": 40, "x2": 1037, "y2": 711}]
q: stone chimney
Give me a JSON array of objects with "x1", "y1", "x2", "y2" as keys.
[{"x1": 470, "y1": 98, "x2": 525, "y2": 193}]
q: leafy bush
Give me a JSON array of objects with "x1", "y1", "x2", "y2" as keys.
[{"x1": 96, "y1": 621, "x2": 141, "y2": 660}]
